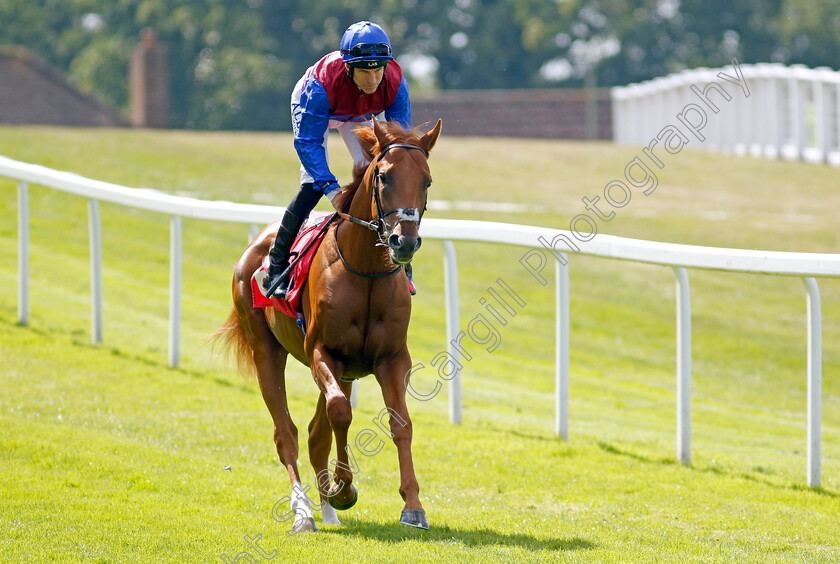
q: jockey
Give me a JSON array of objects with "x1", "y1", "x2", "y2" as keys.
[{"x1": 262, "y1": 20, "x2": 414, "y2": 299}]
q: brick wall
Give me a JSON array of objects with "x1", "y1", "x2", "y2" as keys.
[
  {"x1": 412, "y1": 88, "x2": 613, "y2": 139},
  {"x1": 0, "y1": 47, "x2": 126, "y2": 127},
  {"x1": 0, "y1": 47, "x2": 614, "y2": 138}
]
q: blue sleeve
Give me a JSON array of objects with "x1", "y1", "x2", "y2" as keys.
[
  {"x1": 384, "y1": 77, "x2": 411, "y2": 129},
  {"x1": 293, "y1": 77, "x2": 340, "y2": 191}
]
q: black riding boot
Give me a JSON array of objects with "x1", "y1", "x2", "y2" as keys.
[{"x1": 263, "y1": 209, "x2": 306, "y2": 299}]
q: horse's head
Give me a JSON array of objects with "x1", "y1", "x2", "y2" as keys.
[{"x1": 353, "y1": 119, "x2": 442, "y2": 265}]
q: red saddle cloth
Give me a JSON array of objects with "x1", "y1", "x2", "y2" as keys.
[{"x1": 251, "y1": 213, "x2": 335, "y2": 319}]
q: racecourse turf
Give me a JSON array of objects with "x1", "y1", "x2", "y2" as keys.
[{"x1": 0, "y1": 126, "x2": 838, "y2": 563}]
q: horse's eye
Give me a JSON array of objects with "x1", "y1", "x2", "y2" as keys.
[
  {"x1": 425, "y1": 179, "x2": 432, "y2": 189},
  {"x1": 378, "y1": 172, "x2": 389, "y2": 185}
]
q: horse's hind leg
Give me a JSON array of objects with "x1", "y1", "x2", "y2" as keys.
[
  {"x1": 255, "y1": 343, "x2": 320, "y2": 532},
  {"x1": 237, "y1": 300, "x2": 316, "y2": 532}
]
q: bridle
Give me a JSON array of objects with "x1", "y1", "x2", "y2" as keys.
[
  {"x1": 335, "y1": 142, "x2": 428, "y2": 278},
  {"x1": 337, "y1": 143, "x2": 427, "y2": 241}
]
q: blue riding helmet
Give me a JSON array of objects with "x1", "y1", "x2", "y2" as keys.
[{"x1": 340, "y1": 21, "x2": 393, "y2": 69}]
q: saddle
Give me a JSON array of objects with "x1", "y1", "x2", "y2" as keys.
[{"x1": 252, "y1": 212, "x2": 335, "y2": 321}]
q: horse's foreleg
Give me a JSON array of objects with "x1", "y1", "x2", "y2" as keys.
[
  {"x1": 307, "y1": 392, "x2": 340, "y2": 525},
  {"x1": 310, "y1": 344, "x2": 358, "y2": 510},
  {"x1": 375, "y1": 354, "x2": 428, "y2": 529}
]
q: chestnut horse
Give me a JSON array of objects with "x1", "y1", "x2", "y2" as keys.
[{"x1": 215, "y1": 119, "x2": 442, "y2": 533}]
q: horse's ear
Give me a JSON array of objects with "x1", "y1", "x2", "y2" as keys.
[
  {"x1": 419, "y1": 119, "x2": 442, "y2": 155},
  {"x1": 373, "y1": 118, "x2": 389, "y2": 149},
  {"x1": 355, "y1": 122, "x2": 377, "y2": 160}
]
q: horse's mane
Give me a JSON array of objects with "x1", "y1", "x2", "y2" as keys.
[{"x1": 332, "y1": 121, "x2": 424, "y2": 213}]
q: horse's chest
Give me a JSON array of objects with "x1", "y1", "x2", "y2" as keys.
[{"x1": 319, "y1": 302, "x2": 408, "y2": 361}]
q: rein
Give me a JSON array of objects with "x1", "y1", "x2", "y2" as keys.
[
  {"x1": 333, "y1": 142, "x2": 427, "y2": 278},
  {"x1": 333, "y1": 227, "x2": 403, "y2": 278}
]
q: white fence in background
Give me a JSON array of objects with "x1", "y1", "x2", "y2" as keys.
[
  {"x1": 2, "y1": 154, "x2": 839, "y2": 488},
  {"x1": 612, "y1": 62, "x2": 840, "y2": 166}
]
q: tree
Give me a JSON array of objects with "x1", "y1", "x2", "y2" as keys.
[
  {"x1": 776, "y1": 0, "x2": 840, "y2": 69},
  {"x1": 0, "y1": 0, "x2": 835, "y2": 129}
]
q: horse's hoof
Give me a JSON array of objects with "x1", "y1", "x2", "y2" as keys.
[
  {"x1": 399, "y1": 509, "x2": 429, "y2": 530},
  {"x1": 327, "y1": 483, "x2": 358, "y2": 511},
  {"x1": 293, "y1": 514, "x2": 318, "y2": 533},
  {"x1": 320, "y1": 502, "x2": 342, "y2": 525}
]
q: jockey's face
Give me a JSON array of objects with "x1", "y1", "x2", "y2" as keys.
[{"x1": 348, "y1": 64, "x2": 385, "y2": 94}]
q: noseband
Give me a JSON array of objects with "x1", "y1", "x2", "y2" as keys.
[{"x1": 335, "y1": 142, "x2": 428, "y2": 278}]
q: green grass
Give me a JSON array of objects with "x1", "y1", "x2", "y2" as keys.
[{"x1": 1, "y1": 126, "x2": 839, "y2": 563}]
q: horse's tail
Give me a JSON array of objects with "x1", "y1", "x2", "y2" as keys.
[{"x1": 210, "y1": 307, "x2": 256, "y2": 380}]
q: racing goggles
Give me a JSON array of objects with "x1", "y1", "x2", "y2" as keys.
[{"x1": 341, "y1": 42, "x2": 392, "y2": 59}]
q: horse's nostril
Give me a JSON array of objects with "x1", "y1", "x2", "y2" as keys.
[
  {"x1": 414, "y1": 237, "x2": 422, "y2": 251},
  {"x1": 388, "y1": 233, "x2": 402, "y2": 249}
]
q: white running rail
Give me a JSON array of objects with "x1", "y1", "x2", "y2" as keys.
[
  {"x1": 2, "y1": 154, "x2": 838, "y2": 488},
  {"x1": 612, "y1": 62, "x2": 840, "y2": 166}
]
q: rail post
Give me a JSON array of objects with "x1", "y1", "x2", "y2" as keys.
[
  {"x1": 555, "y1": 257, "x2": 569, "y2": 440},
  {"x1": 169, "y1": 216, "x2": 182, "y2": 369},
  {"x1": 674, "y1": 267, "x2": 692, "y2": 465},
  {"x1": 17, "y1": 181, "x2": 29, "y2": 326},
  {"x1": 88, "y1": 199, "x2": 103, "y2": 344},
  {"x1": 802, "y1": 277, "x2": 822, "y2": 488},
  {"x1": 443, "y1": 241, "x2": 461, "y2": 424}
]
